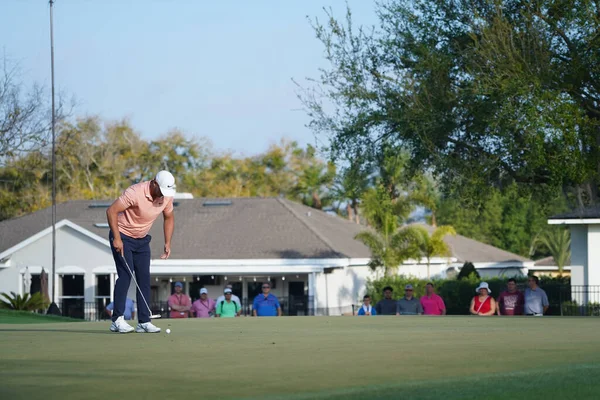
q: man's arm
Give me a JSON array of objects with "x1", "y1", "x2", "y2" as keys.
[
  {"x1": 542, "y1": 292, "x2": 550, "y2": 314},
  {"x1": 417, "y1": 301, "x2": 424, "y2": 315},
  {"x1": 106, "y1": 199, "x2": 130, "y2": 256},
  {"x1": 161, "y1": 208, "x2": 174, "y2": 259},
  {"x1": 496, "y1": 295, "x2": 503, "y2": 315},
  {"x1": 277, "y1": 307, "x2": 282, "y2": 317}
]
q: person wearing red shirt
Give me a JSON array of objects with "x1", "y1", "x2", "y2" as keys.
[
  {"x1": 470, "y1": 282, "x2": 497, "y2": 316},
  {"x1": 496, "y1": 278, "x2": 525, "y2": 316}
]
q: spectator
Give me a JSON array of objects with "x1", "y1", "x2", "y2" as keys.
[
  {"x1": 375, "y1": 286, "x2": 397, "y2": 315},
  {"x1": 252, "y1": 282, "x2": 282, "y2": 317},
  {"x1": 497, "y1": 278, "x2": 525, "y2": 316},
  {"x1": 106, "y1": 297, "x2": 135, "y2": 321},
  {"x1": 215, "y1": 284, "x2": 242, "y2": 309},
  {"x1": 168, "y1": 281, "x2": 192, "y2": 318},
  {"x1": 396, "y1": 284, "x2": 423, "y2": 315},
  {"x1": 420, "y1": 283, "x2": 446, "y2": 315},
  {"x1": 216, "y1": 288, "x2": 241, "y2": 318},
  {"x1": 524, "y1": 276, "x2": 549, "y2": 316},
  {"x1": 357, "y1": 295, "x2": 377, "y2": 316},
  {"x1": 470, "y1": 282, "x2": 497, "y2": 316},
  {"x1": 191, "y1": 288, "x2": 215, "y2": 318}
]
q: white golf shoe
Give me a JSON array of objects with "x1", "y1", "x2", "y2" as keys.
[
  {"x1": 136, "y1": 321, "x2": 161, "y2": 333},
  {"x1": 109, "y1": 316, "x2": 134, "y2": 333}
]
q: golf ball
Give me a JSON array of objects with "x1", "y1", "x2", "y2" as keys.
[{"x1": 166, "y1": 329, "x2": 171, "y2": 334}]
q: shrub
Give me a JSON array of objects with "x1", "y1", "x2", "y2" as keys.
[
  {"x1": 366, "y1": 275, "x2": 571, "y2": 315},
  {"x1": 0, "y1": 292, "x2": 49, "y2": 312},
  {"x1": 457, "y1": 262, "x2": 480, "y2": 280}
]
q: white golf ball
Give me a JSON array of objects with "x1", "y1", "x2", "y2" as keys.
[{"x1": 166, "y1": 329, "x2": 171, "y2": 334}]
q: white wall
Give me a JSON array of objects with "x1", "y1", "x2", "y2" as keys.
[
  {"x1": 570, "y1": 225, "x2": 588, "y2": 286},
  {"x1": 314, "y1": 266, "x2": 374, "y2": 315},
  {"x1": 0, "y1": 226, "x2": 114, "y2": 302},
  {"x1": 587, "y1": 225, "x2": 600, "y2": 287}
]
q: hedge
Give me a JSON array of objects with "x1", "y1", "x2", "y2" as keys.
[{"x1": 365, "y1": 275, "x2": 571, "y2": 315}]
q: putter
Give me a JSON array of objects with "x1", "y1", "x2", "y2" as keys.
[{"x1": 121, "y1": 254, "x2": 161, "y2": 319}]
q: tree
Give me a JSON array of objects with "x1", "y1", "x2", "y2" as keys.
[
  {"x1": 331, "y1": 160, "x2": 371, "y2": 222},
  {"x1": 0, "y1": 56, "x2": 70, "y2": 166},
  {"x1": 531, "y1": 228, "x2": 571, "y2": 275},
  {"x1": 410, "y1": 225, "x2": 457, "y2": 279},
  {"x1": 301, "y1": 1, "x2": 600, "y2": 208},
  {"x1": 436, "y1": 184, "x2": 568, "y2": 256},
  {"x1": 457, "y1": 262, "x2": 480, "y2": 280}
]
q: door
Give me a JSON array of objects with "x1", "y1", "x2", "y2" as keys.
[{"x1": 288, "y1": 281, "x2": 306, "y2": 316}]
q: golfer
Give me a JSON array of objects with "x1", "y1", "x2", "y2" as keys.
[{"x1": 106, "y1": 171, "x2": 176, "y2": 333}]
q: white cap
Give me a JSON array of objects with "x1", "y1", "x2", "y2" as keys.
[
  {"x1": 199, "y1": 288, "x2": 208, "y2": 295},
  {"x1": 224, "y1": 288, "x2": 232, "y2": 294},
  {"x1": 155, "y1": 170, "x2": 176, "y2": 197}
]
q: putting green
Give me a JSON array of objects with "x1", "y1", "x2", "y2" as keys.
[{"x1": 1, "y1": 316, "x2": 599, "y2": 399}]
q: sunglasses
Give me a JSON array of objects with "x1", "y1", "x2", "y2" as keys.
[
  {"x1": 405, "y1": 289, "x2": 413, "y2": 291},
  {"x1": 262, "y1": 286, "x2": 270, "y2": 289},
  {"x1": 225, "y1": 293, "x2": 232, "y2": 295}
]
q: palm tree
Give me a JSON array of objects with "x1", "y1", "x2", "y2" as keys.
[
  {"x1": 355, "y1": 226, "x2": 420, "y2": 277},
  {"x1": 355, "y1": 184, "x2": 419, "y2": 276},
  {"x1": 0, "y1": 292, "x2": 49, "y2": 312},
  {"x1": 531, "y1": 228, "x2": 571, "y2": 275},
  {"x1": 411, "y1": 225, "x2": 457, "y2": 279}
]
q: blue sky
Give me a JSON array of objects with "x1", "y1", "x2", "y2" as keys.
[{"x1": 1, "y1": 0, "x2": 378, "y2": 156}]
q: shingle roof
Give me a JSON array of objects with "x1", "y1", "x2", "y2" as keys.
[
  {"x1": 533, "y1": 256, "x2": 571, "y2": 266},
  {"x1": 0, "y1": 198, "x2": 371, "y2": 260},
  {"x1": 549, "y1": 206, "x2": 600, "y2": 220},
  {"x1": 409, "y1": 224, "x2": 531, "y2": 263}
]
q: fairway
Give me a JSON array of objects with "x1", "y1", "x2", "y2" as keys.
[{"x1": 1, "y1": 316, "x2": 600, "y2": 400}]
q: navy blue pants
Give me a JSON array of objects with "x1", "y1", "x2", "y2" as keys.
[{"x1": 109, "y1": 231, "x2": 152, "y2": 323}]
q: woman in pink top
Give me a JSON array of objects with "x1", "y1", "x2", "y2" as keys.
[
  {"x1": 420, "y1": 282, "x2": 446, "y2": 315},
  {"x1": 191, "y1": 288, "x2": 216, "y2": 318}
]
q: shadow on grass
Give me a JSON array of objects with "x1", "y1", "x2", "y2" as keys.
[{"x1": 0, "y1": 328, "x2": 113, "y2": 335}]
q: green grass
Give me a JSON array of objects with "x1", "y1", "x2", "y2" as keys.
[
  {"x1": 1, "y1": 316, "x2": 600, "y2": 399},
  {"x1": 0, "y1": 309, "x2": 83, "y2": 324}
]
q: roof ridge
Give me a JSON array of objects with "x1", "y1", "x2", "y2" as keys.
[{"x1": 276, "y1": 198, "x2": 343, "y2": 258}]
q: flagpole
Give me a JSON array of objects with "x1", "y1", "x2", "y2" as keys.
[{"x1": 48, "y1": 0, "x2": 60, "y2": 315}]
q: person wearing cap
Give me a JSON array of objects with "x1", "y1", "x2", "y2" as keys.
[
  {"x1": 524, "y1": 275, "x2": 549, "y2": 316},
  {"x1": 252, "y1": 282, "x2": 282, "y2": 317},
  {"x1": 375, "y1": 286, "x2": 397, "y2": 316},
  {"x1": 420, "y1": 283, "x2": 446, "y2": 315},
  {"x1": 497, "y1": 278, "x2": 524, "y2": 316},
  {"x1": 470, "y1": 282, "x2": 497, "y2": 316},
  {"x1": 191, "y1": 288, "x2": 216, "y2": 318},
  {"x1": 168, "y1": 282, "x2": 192, "y2": 318},
  {"x1": 216, "y1": 288, "x2": 241, "y2": 318},
  {"x1": 396, "y1": 284, "x2": 423, "y2": 315},
  {"x1": 357, "y1": 295, "x2": 377, "y2": 316},
  {"x1": 215, "y1": 284, "x2": 242, "y2": 309},
  {"x1": 106, "y1": 170, "x2": 176, "y2": 333}
]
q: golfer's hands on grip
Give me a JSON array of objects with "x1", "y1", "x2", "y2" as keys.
[
  {"x1": 161, "y1": 243, "x2": 171, "y2": 259},
  {"x1": 112, "y1": 237, "x2": 124, "y2": 256}
]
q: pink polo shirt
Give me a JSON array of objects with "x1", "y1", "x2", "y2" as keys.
[
  {"x1": 191, "y1": 298, "x2": 216, "y2": 318},
  {"x1": 420, "y1": 294, "x2": 446, "y2": 315},
  {"x1": 117, "y1": 181, "x2": 173, "y2": 238},
  {"x1": 168, "y1": 293, "x2": 191, "y2": 318}
]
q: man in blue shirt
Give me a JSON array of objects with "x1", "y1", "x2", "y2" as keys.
[
  {"x1": 252, "y1": 282, "x2": 282, "y2": 317},
  {"x1": 106, "y1": 297, "x2": 135, "y2": 320}
]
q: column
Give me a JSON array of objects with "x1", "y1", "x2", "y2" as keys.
[
  {"x1": 110, "y1": 273, "x2": 115, "y2": 302},
  {"x1": 308, "y1": 272, "x2": 317, "y2": 316}
]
